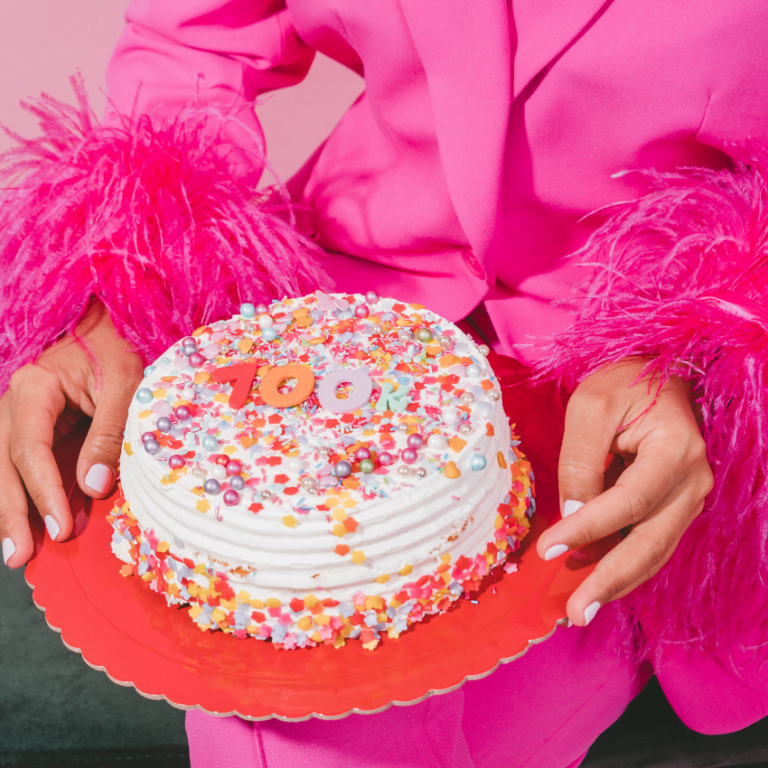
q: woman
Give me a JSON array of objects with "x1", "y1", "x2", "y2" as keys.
[{"x1": 1, "y1": 1, "x2": 766, "y2": 765}]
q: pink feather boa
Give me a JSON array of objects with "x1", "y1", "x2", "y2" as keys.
[
  {"x1": 536, "y1": 147, "x2": 768, "y2": 659},
  {"x1": 0, "y1": 76, "x2": 328, "y2": 393}
]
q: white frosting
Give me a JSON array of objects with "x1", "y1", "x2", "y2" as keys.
[{"x1": 121, "y1": 403, "x2": 511, "y2": 603}]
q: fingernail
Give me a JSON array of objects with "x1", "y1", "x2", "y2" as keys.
[
  {"x1": 85, "y1": 464, "x2": 113, "y2": 495},
  {"x1": 544, "y1": 544, "x2": 569, "y2": 561},
  {"x1": 584, "y1": 601, "x2": 601, "y2": 625},
  {"x1": 563, "y1": 499, "x2": 584, "y2": 518},
  {"x1": 44, "y1": 515, "x2": 61, "y2": 541},
  {"x1": 2, "y1": 538, "x2": 15, "y2": 565}
]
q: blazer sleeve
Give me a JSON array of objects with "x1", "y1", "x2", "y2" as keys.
[
  {"x1": 534, "y1": 152, "x2": 768, "y2": 661},
  {"x1": 104, "y1": 0, "x2": 315, "y2": 183},
  {"x1": 0, "y1": 0, "x2": 326, "y2": 393}
]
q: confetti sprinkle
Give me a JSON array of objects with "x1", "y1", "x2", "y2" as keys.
[{"x1": 444, "y1": 460, "x2": 461, "y2": 479}]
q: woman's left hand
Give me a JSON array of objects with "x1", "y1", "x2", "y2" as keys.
[{"x1": 537, "y1": 358, "x2": 714, "y2": 627}]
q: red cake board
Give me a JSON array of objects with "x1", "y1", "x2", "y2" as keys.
[{"x1": 24, "y1": 354, "x2": 617, "y2": 720}]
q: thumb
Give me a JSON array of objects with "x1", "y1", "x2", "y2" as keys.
[
  {"x1": 537, "y1": 385, "x2": 617, "y2": 561},
  {"x1": 77, "y1": 383, "x2": 134, "y2": 499},
  {"x1": 557, "y1": 386, "x2": 618, "y2": 517}
]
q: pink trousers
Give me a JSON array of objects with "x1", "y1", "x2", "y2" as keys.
[{"x1": 185, "y1": 617, "x2": 652, "y2": 768}]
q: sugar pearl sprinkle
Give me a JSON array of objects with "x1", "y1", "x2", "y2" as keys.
[{"x1": 114, "y1": 291, "x2": 535, "y2": 651}]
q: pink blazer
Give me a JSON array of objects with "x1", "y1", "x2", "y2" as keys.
[
  {"x1": 102, "y1": 0, "x2": 768, "y2": 733},
  {"x1": 105, "y1": 0, "x2": 768, "y2": 365}
]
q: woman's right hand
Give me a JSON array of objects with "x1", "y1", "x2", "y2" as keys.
[{"x1": 0, "y1": 302, "x2": 144, "y2": 567}]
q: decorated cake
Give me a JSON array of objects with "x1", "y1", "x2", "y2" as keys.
[{"x1": 110, "y1": 291, "x2": 535, "y2": 650}]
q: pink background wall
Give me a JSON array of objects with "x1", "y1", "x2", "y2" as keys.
[{"x1": 0, "y1": 0, "x2": 364, "y2": 185}]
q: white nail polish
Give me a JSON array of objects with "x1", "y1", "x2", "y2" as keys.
[
  {"x1": 44, "y1": 515, "x2": 61, "y2": 541},
  {"x1": 563, "y1": 499, "x2": 584, "y2": 518},
  {"x1": 84, "y1": 464, "x2": 113, "y2": 495},
  {"x1": 544, "y1": 544, "x2": 569, "y2": 561},
  {"x1": 584, "y1": 601, "x2": 601, "y2": 625},
  {"x1": 2, "y1": 538, "x2": 15, "y2": 565}
]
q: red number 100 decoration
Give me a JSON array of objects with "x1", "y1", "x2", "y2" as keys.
[{"x1": 211, "y1": 363, "x2": 375, "y2": 414}]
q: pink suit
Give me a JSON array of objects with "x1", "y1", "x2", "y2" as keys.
[{"x1": 2, "y1": 0, "x2": 767, "y2": 764}]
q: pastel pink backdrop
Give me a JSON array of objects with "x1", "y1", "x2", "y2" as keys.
[{"x1": 0, "y1": 0, "x2": 364, "y2": 186}]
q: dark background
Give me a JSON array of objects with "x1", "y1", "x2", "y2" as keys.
[{"x1": 2, "y1": 562, "x2": 767, "y2": 768}]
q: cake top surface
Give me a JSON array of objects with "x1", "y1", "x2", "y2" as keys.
[{"x1": 126, "y1": 291, "x2": 507, "y2": 520}]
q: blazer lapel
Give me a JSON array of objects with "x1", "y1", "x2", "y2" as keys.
[
  {"x1": 399, "y1": 0, "x2": 512, "y2": 261},
  {"x1": 399, "y1": 0, "x2": 612, "y2": 262},
  {"x1": 511, "y1": 0, "x2": 613, "y2": 99}
]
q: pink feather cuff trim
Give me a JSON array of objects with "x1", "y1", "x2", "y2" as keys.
[
  {"x1": 535, "y1": 147, "x2": 768, "y2": 657},
  {"x1": 0, "y1": 76, "x2": 329, "y2": 393}
]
